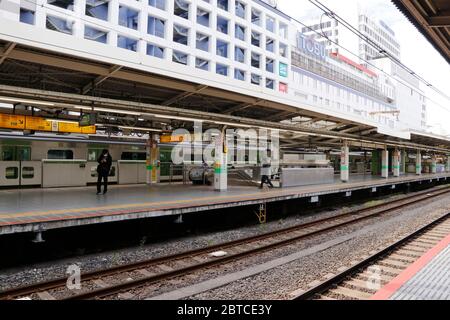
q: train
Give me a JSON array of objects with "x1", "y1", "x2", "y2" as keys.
[{"x1": 0, "y1": 134, "x2": 184, "y2": 188}]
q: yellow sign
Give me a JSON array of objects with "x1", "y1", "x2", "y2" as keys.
[
  {"x1": 160, "y1": 135, "x2": 185, "y2": 143},
  {"x1": 0, "y1": 113, "x2": 96, "y2": 134},
  {"x1": 0, "y1": 114, "x2": 25, "y2": 129},
  {"x1": 58, "y1": 122, "x2": 96, "y2": 134},
  {"x1": 25, "y1": 116, "x2": 53, "y2": 132}
]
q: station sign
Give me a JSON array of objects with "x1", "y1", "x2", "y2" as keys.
[
  {"x1": 25, "y1": 116, "x2": 53, "y2": 132},
  {"x1": 279, "y1": 63, "x2": 288, "y2": 77},
  {"x1": 0, "y1": 114, "x2": 25, "y2": 129},
  {"x1": 297, "y1": 33, "x2": 327, "y2": 60},
  {"x1": 0, "y1": 113, "x2": 96, "y2": 134}
]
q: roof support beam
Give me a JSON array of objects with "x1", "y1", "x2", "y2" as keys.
[
  {"x1": 223, "y1": 99, "x2": 265, "y2": 115},
  {"x1": 162, "y1": 85, "x2": 208, "y2": 106},
  {"x1": 82, "y1": 65, "x2": 122, "y2": 94},
  {"x1": 0, "y1": 42, "x2": 16, "y2": 65},
  {"x1": 428, "y1": 11, "x2": 450, "y2": 27}
]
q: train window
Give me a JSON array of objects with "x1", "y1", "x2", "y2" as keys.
[
  {"x1": 22, "y1": 167, "x2": 34, "y2": 179},
  {"x1": 17, "y1": 147, "x2": 31, "y2": 161},
  {"x1": 88, "y1": 149, "x2": 107, "y2": 161},
  {"x1": 47, "y1": 150, "x2": 74, "y2": 160},
  {"x1": 121, "y1": 152, "x2": 146, "y2": 160},
  {"x1": 0, "y1": 146, "x2": 31, "y2": 161},
  {"x1": 5, "y1": 167, "x2": 18, "y2": 179}
]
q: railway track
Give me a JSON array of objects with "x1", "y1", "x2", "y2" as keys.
[
  {"x1": 1, "y1": 185, "x2": 450, "y2": 300},
  {"x1": 291, "y1": 212, "x2": 450, "y2": 300}
]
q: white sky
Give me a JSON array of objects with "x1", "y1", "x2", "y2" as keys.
[{"x1": 277, "y1": 0, "x2": 450, "y2": 136}]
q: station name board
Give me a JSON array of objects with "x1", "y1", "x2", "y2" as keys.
[
  {"x1": 0, "y1": 113, "x2": 96, "y2": 134},
  {"x1": 297, "y1": 33, "x2": 327, "y2": 60}
]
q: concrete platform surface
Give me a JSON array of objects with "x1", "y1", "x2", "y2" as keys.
[{"x1": 0, "y1": 173, "x2": 449, "y2": 235}]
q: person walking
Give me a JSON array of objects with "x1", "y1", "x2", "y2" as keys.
[
  {"x1": 97, "y1": 149, "x2": 112, "y2": 195},
  {"x1": 259, "y1": 159, "x2": 274, "y2": 189}
]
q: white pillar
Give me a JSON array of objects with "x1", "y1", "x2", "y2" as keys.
[
  {"x1": 431, "y1": 155, "x2": 437, "y2": 174},
  {"x1": 340, "y1": 141, "x2": 349, "y2": 182},
  {"x1": 393, "y1": 149, "x2": 400, "y2": 177},
  {"x1": 381, "y1": 149, "x2": 389, "y2": 178},
  {"x1": 214, "y1": 132, "x2": 228, "y2": 191},
  {"x1": 416, "y1": 150, "x2": 422, "y2": 175},
  {"x1": 146, "y1": 134, "x2": 160, "y2": 185},
  {"x1": 401, "y1": 150, "x2": 406, "y2": 174}
]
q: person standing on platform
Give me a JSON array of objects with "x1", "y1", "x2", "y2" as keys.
[
  {"x1": 97, "y1": 149, "x2": 112, "y2": 195},
  {"x1": 259, "y1": 159, "x2": 274, "y2": 189}
]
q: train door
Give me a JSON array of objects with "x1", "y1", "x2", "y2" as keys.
[{"x1": 0, "y1": 144, "x2": 41, "y2": 187}]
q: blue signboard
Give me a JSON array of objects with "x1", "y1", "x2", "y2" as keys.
[
  {"x1": 279, "y1": 62, "x2": 288, "y2": 77},
  {"x1": 297, "y1": 33, "x2": 327, "y2": 60}
]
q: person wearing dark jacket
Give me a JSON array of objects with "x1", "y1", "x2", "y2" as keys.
[{"x1": 97, "y1": 149, "x2": 112, "y2": 195}]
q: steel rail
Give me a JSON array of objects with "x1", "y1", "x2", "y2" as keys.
[
  {"x1": 292, "y1": 212, "x2": 450, "y2": 300},
  {"x1": 1, "y1": 185, "x2": 449, "y2": 300}
]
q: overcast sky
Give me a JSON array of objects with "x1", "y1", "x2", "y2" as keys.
[{"x1": 277, "y1": 0, "x2": 450, "y2": 136}]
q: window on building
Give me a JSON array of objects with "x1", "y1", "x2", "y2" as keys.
[
  {"x1": 118, "y1": 5, "x2": 138, "y2": 30},
  {"x1": 197, "y1": 8, "x2": 210, "y2": 27},
  {"x1": 234, "y1": 69, "x2": 245, "y2": 81},
  {"x1": 20, "y1": 8, "x2": 35, "y2": 25},
  {"x1": 147, "y1": 44, "x2": 164, "y2": 58},
  {"x1": 148, "y1": 16, "x2": 165, "y2": 38},
  {"x1": 251, "y1": 74, "x2": 261, "y2": 85},
  {"x1": 217, "y1": 0, "x2": 228, "y2": 11},
  {"x1": 266, "y1": 78, "x2": 274, "y2": 90},
  {"x1": 235, "y1": 24, "x2": 245, "y2": 41},
  {"x1": 86, "y1": 0, "x2": 109, "y2": 21},
  {"x1": 216, "y1": 40, "x2": 228, "y2": 58},
  {"x1": 216, "y1": 64, "x2": 228, "y2": 76},
  {"x1": 173, "y1": 50, "x2": 188, "y2": 65},
  {"x1": 266, "y1": 37, "x2": 274, "y2": 52},
  {"x1": 217, "y1": 16, "x2": 229, "y2": 34},
  {"x1": 251, "y1": 31, "x2": 261, "y2": 47},
  {"x1": 149, "y1": 0, "x2": 165, "y2": 10},
  {"x1": 117, "y1": 35, "x2": 137, "y2": 51},
  {"x1": 196, "y1": 33, "x2": 209, "y2": 52},
  {"x1": 266, "y1": 58, "x2": 274, "y2": 73},
  {"x1": 235, "y1": 1, "x2": 245, "y2": 19},
  {"x1": 251, "y1": 8, "x2": 261, "y2": 26},
  {"x1": 266, "y1": 16, "x2": 275, "y2": 32},
  {"x1": 46, "y1": 15, "x2": 73, "y2": 34},
  {"x1": 196, "y1": 58, "x2": 209, "y2": 71},
  {"x1": 251, "y1": 52, "x2": 260, "y2": 68},
  {"x1": 174, "y1": 0, "x2": 189, "y2": 19},
  {"x1": 235, "y1": 46, "x2": 245, "y2": 63},
  {"x1": 173, "y1": 24, "x2": 189, "y2": 45},
  {"x1": 279, "y1": 82, "x2": 288, "y2": 93},
  {"x1": 47, "y1": 0, "x2": 74, "y2": 10},
  {"x1": 279, "y1": 43, "x2": 287, "y2": 58},
  {"x1": 85, "y1": 25, "x2": 107, "y2": 43},
  {"x1": 279, "y1": 23, "x2": 288, "y2": 39}
]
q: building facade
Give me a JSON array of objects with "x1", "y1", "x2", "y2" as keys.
[{"x1": 0, "y1": 0, "x2": 426, "y2": 135}]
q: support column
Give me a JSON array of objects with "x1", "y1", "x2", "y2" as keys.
[
  {"x1": 371, "y1": 150, "x2": 380, "y2": 176},
  {"x1": 340, "y1": 141, "x2": 349, "y2": 182},
  {"x1": 401, "y1": 150, "x2": 406, "y2": 175},
  {"x1": 146, "y1": 134, "x2": 160, "y2": 185},
  {"x1": 447, "y1": 156, "x2": 450, "y2": 172},
  {"x1": 381, "y1": 149, "x2": 389, "y2": 178},
  {"x1": 431, "y1": 155, "x2": 437, "y2": 174},
  {"x1": 214, "y1": 132, "x2": 228, "y2": 191},
  {"x1": 393, "y1": 149, "x2": 400, "y2": 177},
  {"x1": 416, "y1": 150, "x2": 422, "y2": 175}
]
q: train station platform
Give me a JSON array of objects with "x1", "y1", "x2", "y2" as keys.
[
  {"x1": 372, "y1": 230, "x2": 450, "y2": 300},
  {"x1": 0, "y1": 172, "x2": 449, "y2": 235}
]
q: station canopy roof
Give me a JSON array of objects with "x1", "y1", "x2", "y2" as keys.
[
  {"x1": 0, "y1": 40, "x2": 449, "y2": 153},
  {"x1": 392, "y1": 0, "x2": 450, "y2": 64}
]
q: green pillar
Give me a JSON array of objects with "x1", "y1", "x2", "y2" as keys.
[{"x1": 372, "y1": 150, "x2": 380, "y2": 176}]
